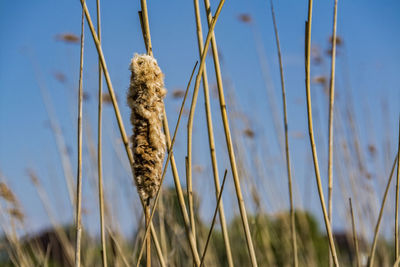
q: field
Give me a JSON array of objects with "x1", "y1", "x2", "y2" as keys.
[{"x1": 0, "y1": 0, "x2": 399, "y2": 266}]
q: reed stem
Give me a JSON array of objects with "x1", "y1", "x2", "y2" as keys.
[
  {"x1": 75, "y1": 6, "x2": 85, "y2": 267},
  {"x1": 305, "y1": 0, "x2": 339, "y2": 265},
  {"x1": 368, "y1": 153, "x2": 399, "y2": 267},
  {"x1": 349, "y1": 198, "x2": 360, "y2": 267},
  {"x1": 328, "y1": 0, "x2": 339, "y2": 265},
  {"x1": 145, "y1": 202, "x2": 151, "y2": 267},
  {"x1": 395, "y1": 118, "x2": 400, "y2": 264},
  {"x1": 200, "y1": 170, "x2": 228, "y2": 267},
  {"x1": 96, "y1": 0, "x2": 107, "y2": 265},
  {"x1": 269, "y1": 1, "x2": 298, "y2": 266},
  {"x1": 192, "y1": 0, "x2": 233, "y2": 265},
  {"x1": 203, "y1": 0, "x2": 258, "y2": 265}
]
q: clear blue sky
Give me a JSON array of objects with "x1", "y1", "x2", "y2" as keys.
[{"x1": 0, "y1": 0, "x2": 399, "y2": 238}]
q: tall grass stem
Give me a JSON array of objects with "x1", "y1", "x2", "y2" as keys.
[
  {"x1": 203, "y1": 0, "x2": 258, "y2": 265},
  {"x1": 96, "y1": 0, "x2": 107, "y2": 265},
  {"x1": 305, "y1": 0, "x2": 339, "y2": 265},
  {"x1": 77, "y1": 1, "x2": 165, "y2": 264},
  {"x1": 327, "y1": 0, "x2": 339, "y2": 265},
  {"x1": 74, "y1": 6, "x2": 85, "y2": 267},
  {"x1": 269, "y1": 1, "x2": 298, "y2": 266}
]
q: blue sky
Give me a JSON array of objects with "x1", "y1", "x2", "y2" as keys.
[{"x1": 0, "y1": 0, "x2": 399, "y2": 238}]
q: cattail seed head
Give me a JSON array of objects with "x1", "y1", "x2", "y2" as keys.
[{"x1": 128, "y1": 54, "x2": 167, "y2": 202}]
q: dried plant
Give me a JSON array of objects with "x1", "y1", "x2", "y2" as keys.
[
  {"x1": 128, "y1": 54, "x2": 167, "y2": 202},
  {"x1": 8, "y1": 208, "x2": 24, "y2": 224},
  {"x1": 0, "y1": 183, "x2": 17, "y2": 204},
  {"x1": 55, "y1": 33, "x2": 80, "y2": 44},
  {"x1": 172, "y1": 89, "x2": 185, "y2": 99}
]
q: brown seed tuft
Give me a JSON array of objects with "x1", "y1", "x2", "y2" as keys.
[
  {"x1": 312, "y1": 75, "x2": 327, "y2": 85},
  {"x1": 368, "y1": 144, "x2": 377, "y2": 157},
  {"x1": 172, "y1": 89, "x2": 185, "y2": 99},
  {"x1": 27, "y1": 169, "x2": 39, "y2": 186},
  {"x1": 329, "y1": 35, "x2": 343, "y2": 46},
  {"x1": 244, "y1": 128, "x2": 255, "y2": 138},
  {"x1": 53, "y1": 72, "x2": 67, "y2": 83},
  {"x1": 128, "y1": 54, "x2": 167, "y2": 201},
  {"x1": 311, "y1": 45, "x2": 323, "y2": 64},
  {"x1": 55, "y1": 33, "x2": 80, "y2": 44},
  {"x1": 238, "y1": 14, "x2": 252, "y2": 23},
  {"x1": 102, "y1": 93, "x2": 113, "y2": 104}
]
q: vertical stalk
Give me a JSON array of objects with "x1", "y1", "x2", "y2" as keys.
[
  {"x1": 139, "y1": 0, "x2": 152, "y2": 56},
  {"x1": 158, "y1": 193, "x2": 168, "y2": 265},
  {"x1": 395, "y1": 118, "x2": 400, "y2": 263},
  {"x1": 145, "y1": 202, "x2": 151, "y2": 267},
  {"x1": 138, "y1": 3, "x2": 155, "y2": 266},
  {"x1": 328, "y1": 0, "x2": 339, "y2": 265},
  {"x1": 203, "y1": 0, "x2": 258, "y2": 265},
  {"x1": 349, "y1": 198, "x2": 360, "y2": 267},
  {"x1": 186, "y1": 4, "x2": 226, "y2": 261},
  {"x1": 137, "y1": 3, "x2": 154, "y2": 265},
  {"x1": 192, "y1": 0, "x2": 233, "y2": 265},
  {"x1": 304, "y1": 0, "x2": 339, "y2": 265},
  {"x1": 368, "y1": 154, "x2": 399, "y2": 267},
  {"x1": 96, "y1": 0, "x2": 107, "y2": 266},
  {"x1": 75, "y1": 6, "x2": 85, "y2": 267},
  {"x1": 269, "y1": 1, "x2": 297, "y2": 266},
  {"x1": 200, "y1": 170, "x2": 228, "y2": 266}
]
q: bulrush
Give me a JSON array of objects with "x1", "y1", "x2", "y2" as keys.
[{"x1": 127, "y1": 54, "x2": 167, "y2": 202}]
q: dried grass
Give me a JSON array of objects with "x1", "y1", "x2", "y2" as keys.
[{"x1": 128, "y1": 54, "x2": 167, "y2": 202}]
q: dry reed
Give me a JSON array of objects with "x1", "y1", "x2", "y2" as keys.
[
  {"x1": 135, "y1": 62, "x2": 198, "y2": 266},
  {"x1": 128, "y1": 53, "x2": 167, "y2": 267},
  {"x1": 349, "y1": 198, "x2": 360, "y2": 267},
  {"x1": 327, "y1": 0, "x2": 339, "y2": 265},
  {"x1": 395, "y1": 118, "x2": 400, "y2": 263},
  {"x1": 74, "y1": 6, "x2": 85, "y2": 267},
  {"x1": 269, "y1": 1, "x2": 298, "y2": 266},
  {"x1": 128, "y1": 54, "x2": 166, "y2": 202},
  {"x1": 78, "y1": 2, "x2": 165, "y2": 264},
  {"x1": 193, "y1": 0, "x2": 233, "y2": 265},
  {"x1": 203, "y1": 0, "x2": 258, "y2": 265},
  {"x1": 96, "y1": 0, "x2": 107, "y2": 266},
  {"x1": 368, "y1": 153, "x2": 399, "y2": 267},
  {"x1": 305, "y1": 0, "x2": 339, "y2": 265}
]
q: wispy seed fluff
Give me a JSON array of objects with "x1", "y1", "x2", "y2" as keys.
[{"x1": 127, "y1": 54, "x2": 167, "y2": 202}]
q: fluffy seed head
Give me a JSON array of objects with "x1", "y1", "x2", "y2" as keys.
[{"x1": 127, "y1": 54, "x2": 167, "y2": 202}]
